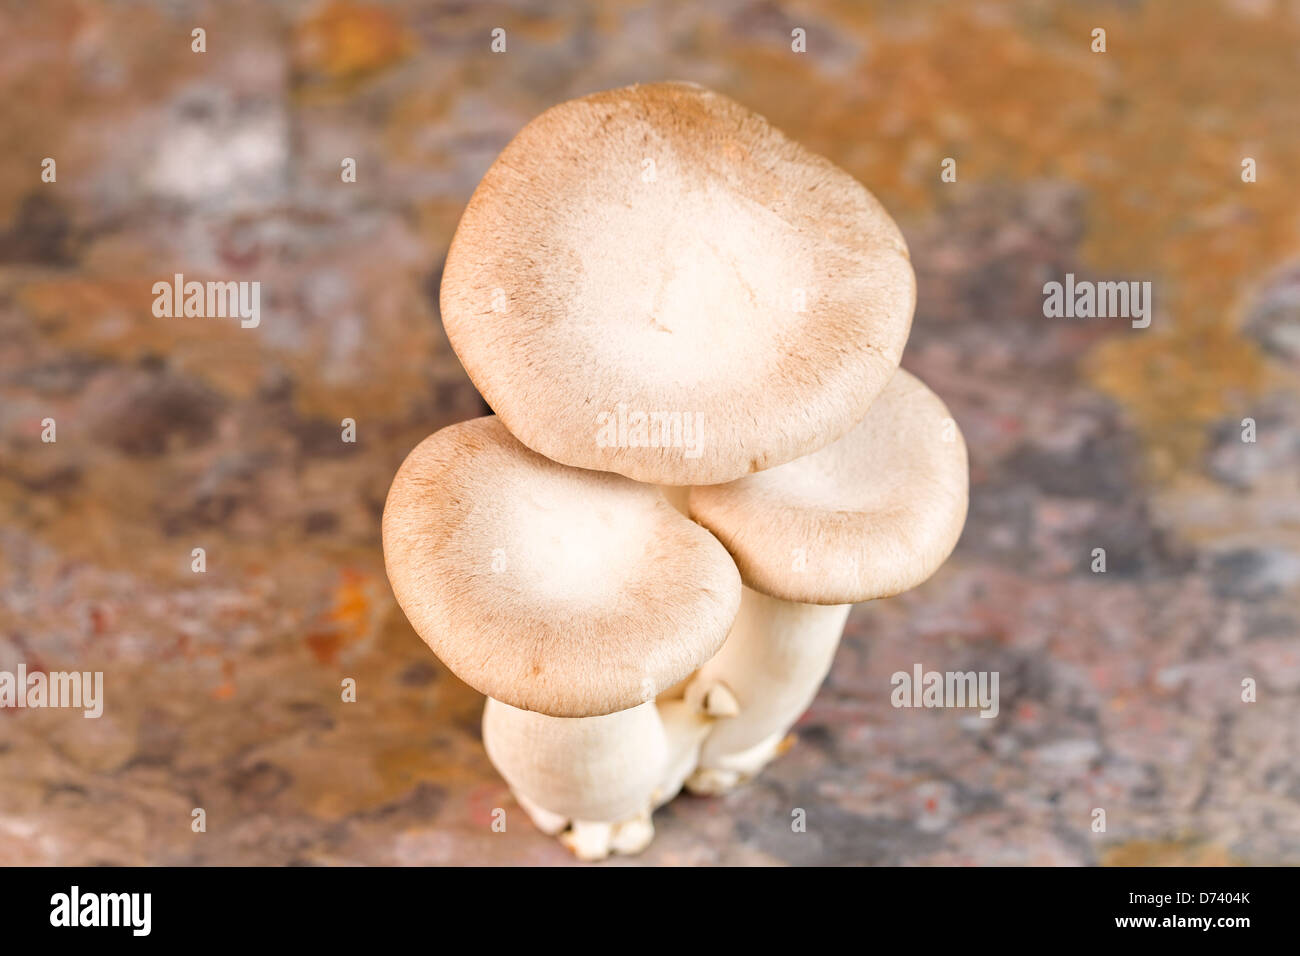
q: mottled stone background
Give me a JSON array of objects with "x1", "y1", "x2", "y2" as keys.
[{"x1": 1, "y1": 0, "x2": 1297, "y2": 865}]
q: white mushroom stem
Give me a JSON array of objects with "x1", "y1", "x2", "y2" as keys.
[
  {"x1": 685, "y1": 586, "x2": 851, "y2": 794},
  {"x1": 482, "y1": 697, "x2": 710, "y2": 860},
  {"x1": 655, "y1": 484, "x2": 692, "y2": 516}
]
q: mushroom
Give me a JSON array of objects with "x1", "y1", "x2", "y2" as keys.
[
  {"x1": 382, "y1": 416, "x2": 740, "y2": 857},
  {"x1": 683, "y1": 369, "x2": 969, "y2": 793},
  {"x1": 482, "y1": 697, "x2": 712, "y2": 859},
  {"x1": 440, "y1": 81, "x2": 914, "y2": 486}
]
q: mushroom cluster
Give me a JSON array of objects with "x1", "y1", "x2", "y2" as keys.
[{"x1": 383, "y1": 82, "x2": 969, "y2": 860}]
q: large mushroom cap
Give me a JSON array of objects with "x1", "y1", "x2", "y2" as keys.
[
  {"x1": 440, "y1": 81, "x2": 915, "y2": 485},
  {"x1": 688, "y1": 369, "x2": 968, "y2": 605},
  {"x1": 382, "y1": 416, "x2": 742, "y2": 717}
]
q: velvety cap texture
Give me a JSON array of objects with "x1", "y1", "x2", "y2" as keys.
[
  {"x1": 382, "y1": 416, "x2": 742, "y2": 716},
  {"x1": 441, "y1": 81, "x2": 915, "y2": 485},
  {"x1": 689, "y1": 369, "x2": 968, "y2": 605}
]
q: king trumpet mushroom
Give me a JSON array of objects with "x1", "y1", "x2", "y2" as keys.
[
  {"x1": 684, "y1": 370, "x2": 970, "y2": 793},
  {"x1": 382, "y1": 417, "x2": 740, "y2": 859},
  {"x1": 383, "y1": 80, "x2": 961, "y2": 858}
]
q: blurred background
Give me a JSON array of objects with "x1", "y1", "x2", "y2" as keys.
[{"x1": 1, "y1": 0, "x2": 1297, "y2": 865}]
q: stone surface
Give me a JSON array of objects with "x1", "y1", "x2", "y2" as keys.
[{"x1": 1, "y1": 0, "x2": 1297, "y2": 865}]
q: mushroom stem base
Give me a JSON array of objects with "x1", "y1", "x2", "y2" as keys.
[
  {"x1": 483, "y1": 696, "x2": 709, "y2": 860},
  {"x1": 685, "y1": 729, "x2": 789, "y2": 795},
  {"x1": 685, "y1": 588, "x2": 852, "y2": 792}
]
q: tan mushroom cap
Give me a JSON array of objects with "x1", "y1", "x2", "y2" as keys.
[
  {"x1": 382, "y1": 416, "x2": 742, "y2": 717},
  {"x1": 440, "y1": 81, "x2": 915, "y2": 485},
  {"x1": 688, "y1": 369, "x2": 968, "y2": 605}
]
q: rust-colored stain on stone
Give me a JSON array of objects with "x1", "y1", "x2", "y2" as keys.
[
  {"x1": 1103, "y1": 840, "x2": 1243, "y2": 868},
  {"x1": 294, "y1": 1, "x2": 414, "y2": 86}
]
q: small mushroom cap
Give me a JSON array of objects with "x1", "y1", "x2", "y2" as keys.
[
  {"x1": 441, "y1": 81, "x2": 914, "y2": 485},
  {"x1": 382, "y1": 416, "x2": 741, "y2": 717},
  {"x1": 688, "y1": 369, "x2": 968, "y2": 605}
]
